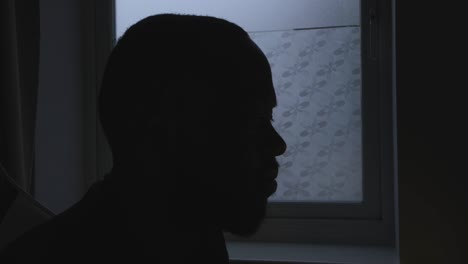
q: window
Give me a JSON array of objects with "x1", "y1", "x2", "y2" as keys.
[{"x1": 87, "y1": 0, "x2": 395, "y2": 246}]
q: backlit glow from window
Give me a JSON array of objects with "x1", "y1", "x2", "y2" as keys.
[{"x1": 115, "y1": 0, "x2": 362, "y2": 202}]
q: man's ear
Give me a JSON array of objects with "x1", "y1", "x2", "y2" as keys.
[{"x1": 134, "y1": 108, "x2": 182, "y2": 167}]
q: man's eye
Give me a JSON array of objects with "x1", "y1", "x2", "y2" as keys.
[{"x1": 259, "y1": 117, "x2": 273, "y2": 124}]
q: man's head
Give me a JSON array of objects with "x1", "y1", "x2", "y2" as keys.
[{"x1": 99, "y1": 14, "x2": 286, "y2": 236}]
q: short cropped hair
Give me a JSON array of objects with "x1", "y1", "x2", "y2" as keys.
[{"x1": 98, "y1": 14, "x2": 265, "y2": 161}]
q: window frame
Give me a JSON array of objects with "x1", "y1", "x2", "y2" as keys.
[
  {"x1": 85, "y1": 0, "x2": 396, "y2": 246},
  {"x1": 231, "y1": 0, "x2": 396, "y2": 246}
]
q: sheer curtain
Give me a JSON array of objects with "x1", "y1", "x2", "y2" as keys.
[{"x1": 0, "y1": 0, "x2": 40, "y2": 194}]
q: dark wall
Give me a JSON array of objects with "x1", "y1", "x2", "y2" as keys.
[{"x1": 396, "y1": 1, "x2": 466, "y2": 263}]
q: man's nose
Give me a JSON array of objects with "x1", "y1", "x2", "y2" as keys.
[{"x1": 273, "y1": 129, "x2": 287, "y2": 157}]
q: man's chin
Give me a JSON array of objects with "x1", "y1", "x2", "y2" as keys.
[
  {"x1": 221, "y1": 203, "x2": 267, "y2": 237},
  {"x1": 223, "y1": 219, "x2": 264, "y2": 237},
  {"x1": 216, "y1": 185, "x2": 272, "y2": 236}
]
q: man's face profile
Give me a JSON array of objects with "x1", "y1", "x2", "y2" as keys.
[{"x1": 179, "y1": 39, "x2": 287, "y2": 236}]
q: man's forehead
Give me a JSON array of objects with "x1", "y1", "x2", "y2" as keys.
[
  {"x1": 241, "y1": 40, "x2": 277, "y2": 109},
  {"x1": 270, "y1": 90, "x2": 278, "y2": 109}
]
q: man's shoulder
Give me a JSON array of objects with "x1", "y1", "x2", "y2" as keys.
[
  {"x1": 0, "y1": 180, "x2": 133, "y2": 261},
  {"x1": 0, "y1": 217, "x2": 57, "y2": 261},
  {"x1": 0, "y1": 184, "x2": 102, "y2": 260}
]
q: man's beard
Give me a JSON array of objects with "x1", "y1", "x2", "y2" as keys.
[
  {"x1": 179, "y1": 151, "x2": 272, "y2": 237},
  {"x1": 218, "y1": 190, "x2": 269, "y2": 237}
]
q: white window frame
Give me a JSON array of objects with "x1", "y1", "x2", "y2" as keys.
[{"x1": 83, "y1": 0, "x2": 396, "y2": 247}]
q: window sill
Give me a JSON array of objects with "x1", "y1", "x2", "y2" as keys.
[{"x1": 226, "y1": 241, "x2": 398, "y2": 264}]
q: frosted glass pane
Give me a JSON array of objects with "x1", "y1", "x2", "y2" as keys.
[
  {"x1": 249, "y1": 28, "x2": 362, "y2": 202},
  {"x1": 115, "y1": 0, "x2": 359, "y2": 38}
]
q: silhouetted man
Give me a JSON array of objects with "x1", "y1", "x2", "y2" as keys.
[{"x1": 0, "y1": 14, "x2": 286, "y2": 263}]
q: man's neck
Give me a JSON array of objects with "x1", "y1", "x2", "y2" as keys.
[{"x1": 105, "y1": 167, "x2": 230, "y2": 263}]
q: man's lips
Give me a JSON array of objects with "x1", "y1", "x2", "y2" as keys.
[
  {"x1": 267, "y1": 179, "x2": 278, "y2": 195},
  {"x1": 263, "y1": 166, "x2": 278, "y2": 181},
  {"x1": 252, "y1": 160, "x2": 280, "y2": 195},
  {"x1": 262, "y1": 166, "x2": 279, "y2": 195}
]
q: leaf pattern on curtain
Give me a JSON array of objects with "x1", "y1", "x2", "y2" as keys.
[{"x1": 249, "y1": 27, "x2": 362, "y2": 201}]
